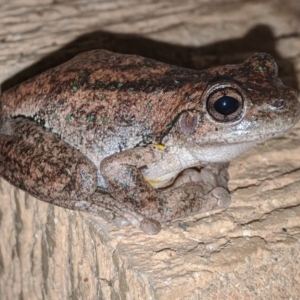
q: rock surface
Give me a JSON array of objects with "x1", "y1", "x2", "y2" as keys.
[{"x1": 1, "y1": 0, "x2": 300, "y2": 299}]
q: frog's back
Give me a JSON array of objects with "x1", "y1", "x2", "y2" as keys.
[{"x1": 1, "y1": 50, "x2": 207, "y2": 157}]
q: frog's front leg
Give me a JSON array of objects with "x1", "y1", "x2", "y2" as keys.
[
  {"x1": 100, "y1": 146, "x2": 164, "y2": 233},
  {"x1": 0, "y1": 118, "x2": 98, "y2": 204}
]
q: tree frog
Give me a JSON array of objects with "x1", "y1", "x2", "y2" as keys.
[{"x1": 0, "y1": 50, "x2": 299, "y2": 234}]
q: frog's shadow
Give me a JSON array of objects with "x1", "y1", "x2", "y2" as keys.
[{"x1": 2, "y1": 24, "x2": 298, "y2": 92}]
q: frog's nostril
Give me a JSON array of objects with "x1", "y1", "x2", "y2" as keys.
[{"x1": 270, "y1": 98, "x2": 286, "y2": 110}]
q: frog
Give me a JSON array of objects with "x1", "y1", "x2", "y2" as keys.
[{"x1": 0, "y1": 50, "x2": 299, "y2": 235}]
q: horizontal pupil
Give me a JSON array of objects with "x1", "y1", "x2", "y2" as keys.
[{"x1": 213, "y1": 96, "x2": 239, "y2": 115}]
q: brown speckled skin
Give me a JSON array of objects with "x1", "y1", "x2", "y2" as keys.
[{"x1": 0, "y1": 50, "x2": 299, "y2": 234}]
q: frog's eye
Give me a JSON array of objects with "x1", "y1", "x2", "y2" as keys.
[{"x1": 206, "y1": 88, "x2": 244, "y2": 122}]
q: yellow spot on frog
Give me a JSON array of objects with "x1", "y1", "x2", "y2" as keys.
[{"x1": 151, "y1": 143, "x2": 165, "y2": 151}]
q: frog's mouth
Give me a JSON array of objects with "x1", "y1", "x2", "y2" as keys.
[
  {"x1": 186, "y1": 141, "x2": 256, "y2": 163},
  {"x1": 218, "y1": 129, "x2": 289, "y2": 145},
  {"x1": 194, "y1": 128, "x2": 293, "y2": 161},
  {"x1": 198, "y1": 111, "x2": 299, "y2": 147}
]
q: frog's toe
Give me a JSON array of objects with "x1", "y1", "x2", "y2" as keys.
[
  {"x1": 212, "y1": 187, "x2": 231, "y2": 208},
  {"x1": 140, "y1": 218, "x2": 161, "y2": 235},
  {"x1": 114, "y1": 216, "x2": 130, "y2": 228}
]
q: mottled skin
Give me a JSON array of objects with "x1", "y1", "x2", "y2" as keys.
[{"x1": 0, "y1": 50, "x2": 299, "y2": 234}]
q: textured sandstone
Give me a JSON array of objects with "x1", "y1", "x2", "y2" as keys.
[{"x1": 1, "y1": 0, "x2": 300, "y2": 299}]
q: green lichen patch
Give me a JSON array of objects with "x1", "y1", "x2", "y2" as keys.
[
  {"x1": 98, "y1": 93, "x2": 106, "y2": 100},
  {"x1": 147, "y1": 102, "x2": 153, "y2": 109},
  {"x1": 71, "y1": 85, "x2": 78, "y2": 92},
  {"x1": 129, "y1": 193, "x2": 136, "y2": 200},
  {"x1": 98, "y1": 146, "x2": 104, "y2": 153},
  {"x1": 65, "y1": 114, "x2": 74, "y2": 122},
  {"x1": 87, "y1": 114, "x2": 97, "y2": 123},
  {"x1": 257, "y1": 65, "x2": 265, "y2": 72},
  {"x1": 102, "y1": 117, "x2": 109, "y2": 125}
]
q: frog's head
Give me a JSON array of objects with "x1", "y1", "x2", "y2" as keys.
[{"x1": 164, "y1": 53, "x2": 300, "y2": 162}]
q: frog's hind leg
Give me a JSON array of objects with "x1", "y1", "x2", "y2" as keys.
[
  {"x1": 0, "y1": 118, "x2": 161, "y2": 234},
  {"x1": 0, "y1": 118, "x2": 98, "y2": 205}
]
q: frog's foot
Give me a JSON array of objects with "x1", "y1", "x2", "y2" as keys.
[
  {"x1": 148, "y1": 183, "x2": 231, "y2": 222},
  {"x1": 90, "y1": 192, "x2": 161, "y2": 234},
  {"x1": 172, "y1": 164, "x2": 229, "y2": 194},
  {"x1": 173, "y1": 165, "x2": 230, "y2": 204},
  {"x1": 113, "y1": 216, "x2": 161, "y2": 235},
  {"x1": 116, "y1": 209, "x2": 161, "y2": 234},
  {"x1": 210, "y1": 186, "x2": 231, "y2": 209},
  {"x1": 140, "y1": 218, "x2": 161, "y2": 235},
  {"x1": 113, "y1": 216, "x2": 130, "y2": 228},
  {"x1": 110, "y1": 188, "x2": 229, "y2": 233},
  {"x1": 196, "y1": 186, "x2": 231, "y2": 213}
]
